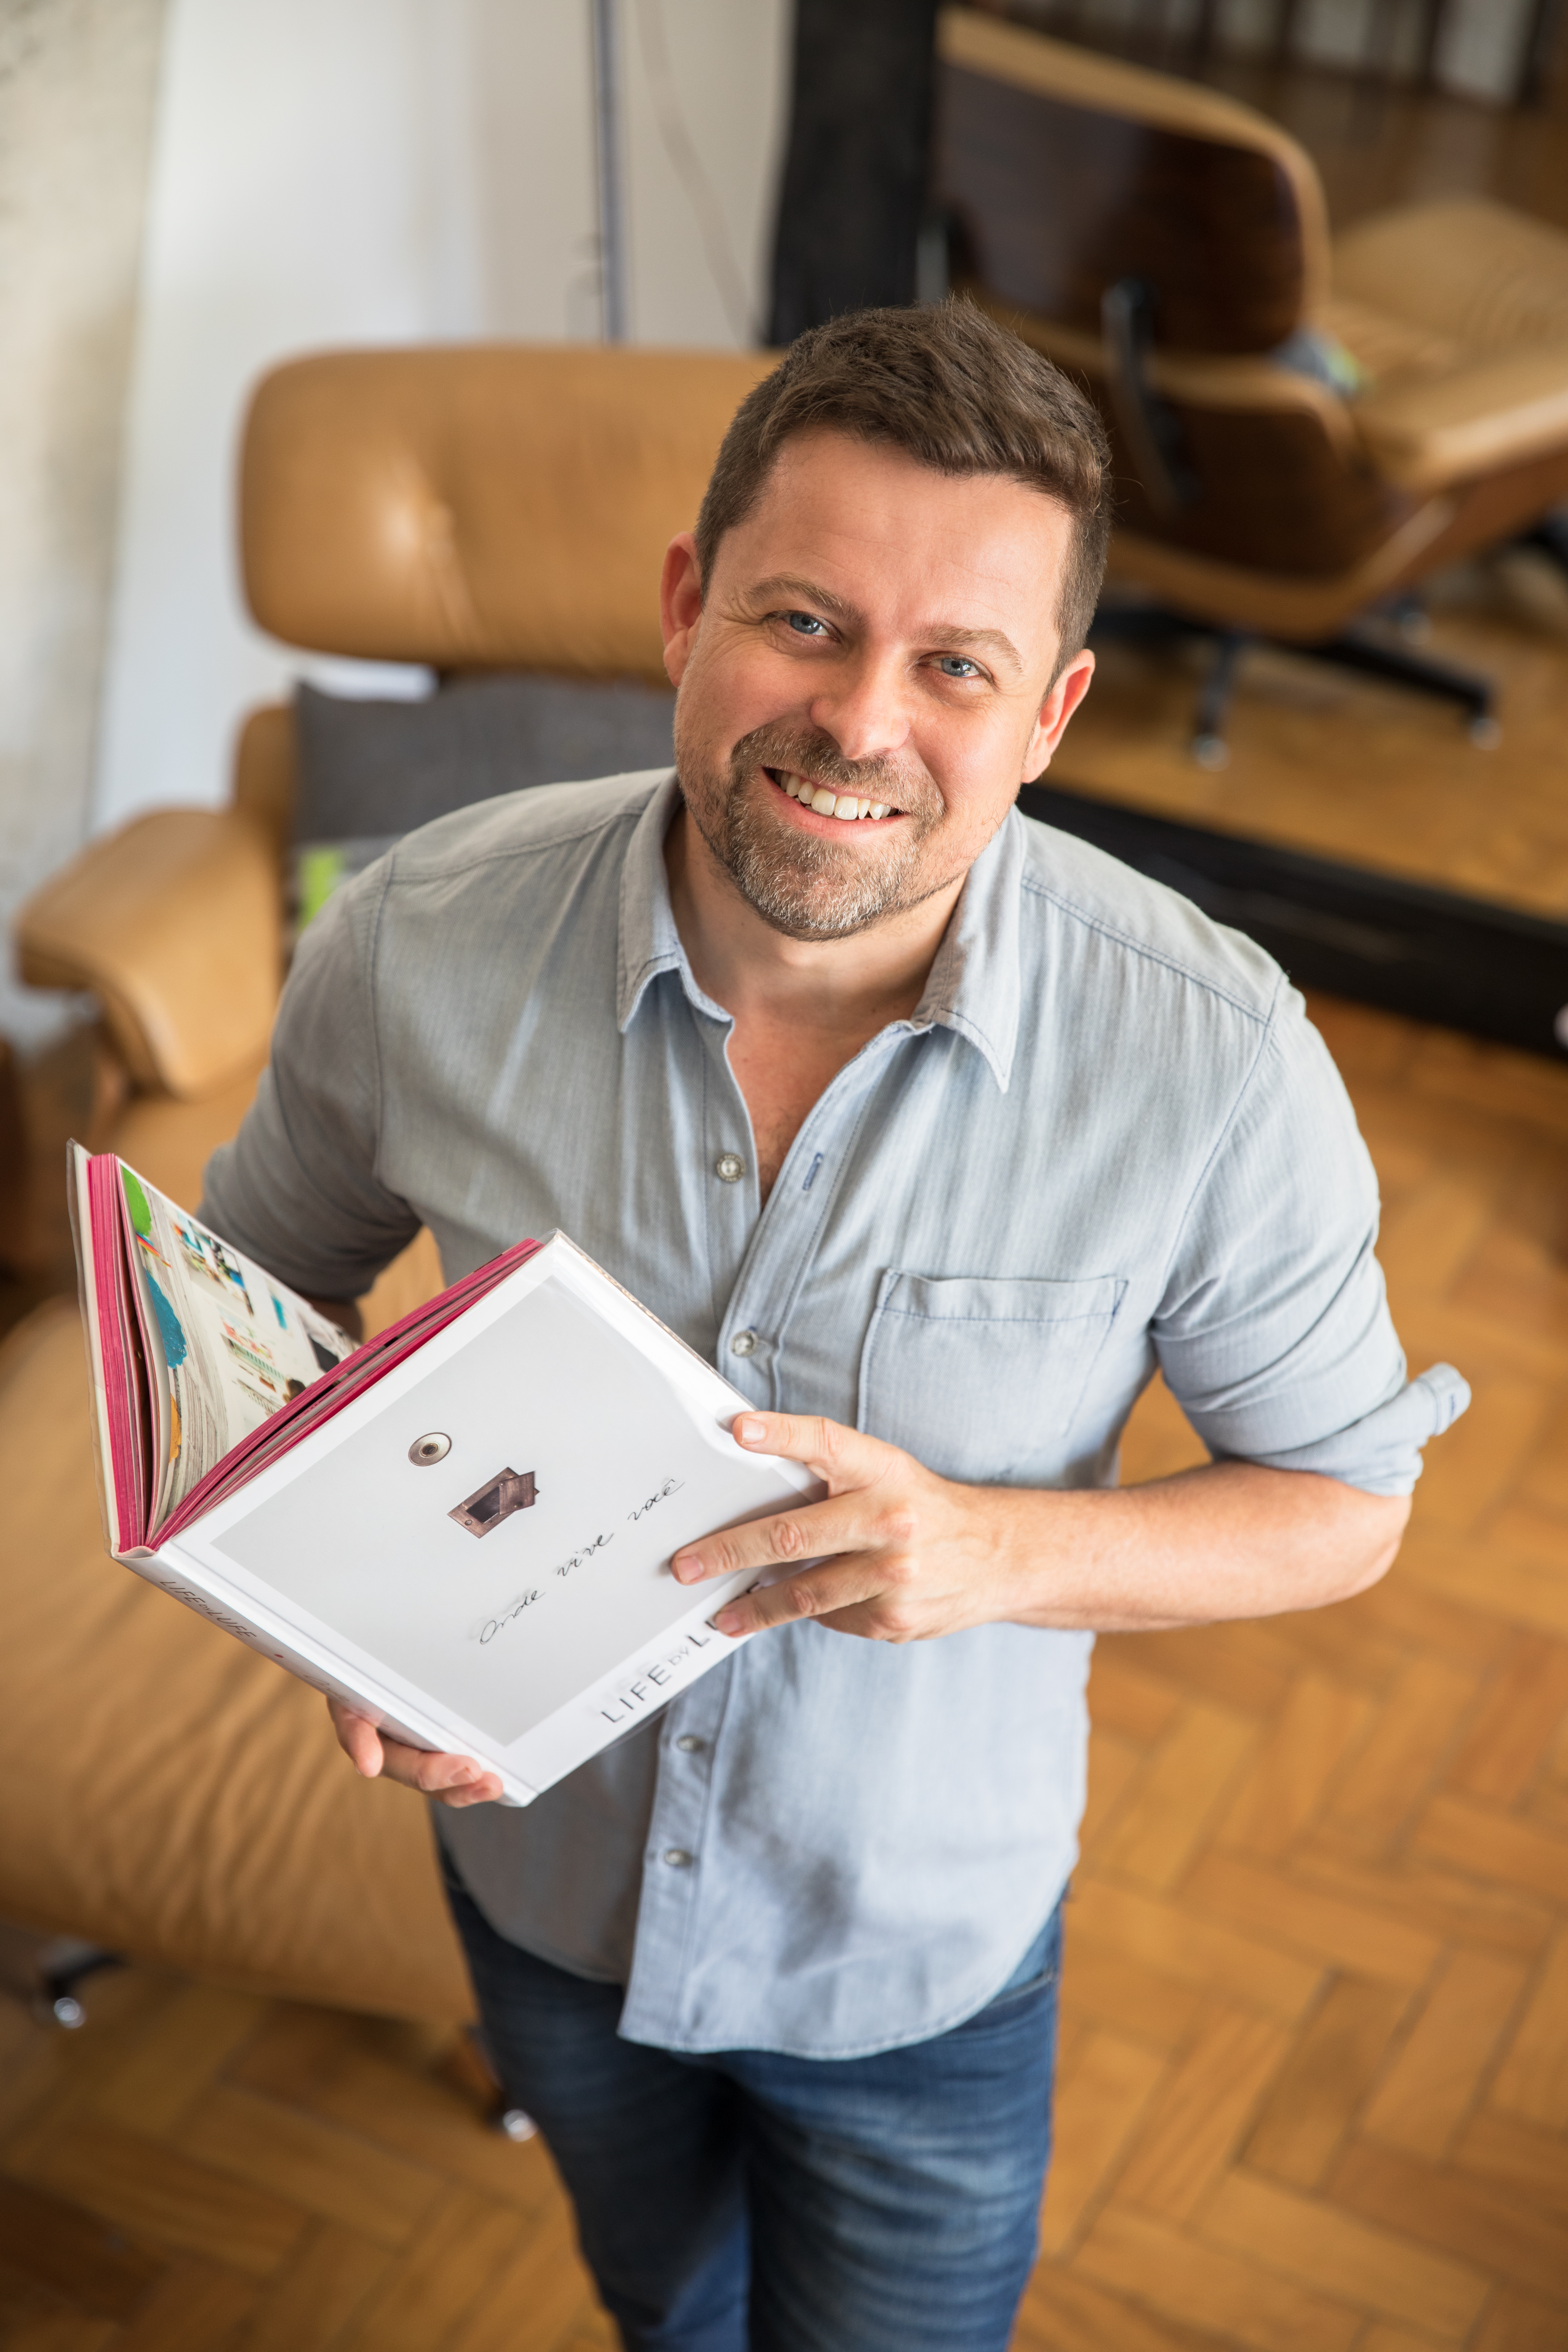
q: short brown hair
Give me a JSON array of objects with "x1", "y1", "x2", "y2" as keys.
[{"x1": 695, "y1": 299, "x2": 1112, "y2": 670}]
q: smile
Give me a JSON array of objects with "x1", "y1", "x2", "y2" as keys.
[{"x1": 765, "y1": 767, "x2": 897, "y2": 822}]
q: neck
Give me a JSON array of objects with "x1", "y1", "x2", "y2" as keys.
[{"x1": 663, "y1": 804, "x2": 965, "y2": 1035}]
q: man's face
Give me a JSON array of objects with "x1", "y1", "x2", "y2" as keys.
[{"x1": 661, "y1": 429, "x2": 1094, "y2": 942}]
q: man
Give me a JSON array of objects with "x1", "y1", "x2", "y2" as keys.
[{"x1": 202, "y1": 302, "x2": 1466, "y2": 2352}]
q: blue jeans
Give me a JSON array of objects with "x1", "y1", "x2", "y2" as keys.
[{"x1": 445, "y1": 1861, "x2": 1061, "y2": 2352}]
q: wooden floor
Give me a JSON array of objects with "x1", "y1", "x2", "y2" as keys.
[
  {"x1": 1018, "y1": 997, "x2": 1568, "y2": 2352},
  {"x1": 1062, "y1": 557, "x2": 1568, "y2": 925},
  {"x1": 0, "y1": 990, "x2": 1564, "y2": 2347}
]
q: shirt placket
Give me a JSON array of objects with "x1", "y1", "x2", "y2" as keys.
[{"x1": 623, "y1": 1023, "x2": 914, "y2": 2043}]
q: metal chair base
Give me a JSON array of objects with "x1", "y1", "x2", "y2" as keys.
[{"x1": 1088, "y1": 605, "x2": 1499, "y2": 766}]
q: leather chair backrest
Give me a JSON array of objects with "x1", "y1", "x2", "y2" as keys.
[
  {"x1": 935, "y1": 9, "x2": 1330, "y2": 356},
  {"x1": 241, "y1": 345, "x2": 776, "y2": 680}
]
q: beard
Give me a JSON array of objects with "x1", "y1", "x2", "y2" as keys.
[{"x1": 674, "y1": 715, "x2": 962, "y2": 941}]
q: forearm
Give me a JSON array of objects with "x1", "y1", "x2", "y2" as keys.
[
  {"x1": 988, "y1": 1460, "x2": 1410, "y2": 1633},
  {"x1": 675, "y1": 1415, "x2": 1412, "y2": 1645}
]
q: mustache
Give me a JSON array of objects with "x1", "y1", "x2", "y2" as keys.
[{"x1": 731, "y1": 722, "x2": 929, "y2": 811}]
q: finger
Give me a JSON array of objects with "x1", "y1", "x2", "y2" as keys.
[
  {"x1": 672, "y1": 1491, "x2": 892, "y2": 1585},
  {"x1": 709, "y1": 1555, "x2": 892, "y2": 1638},
  {"x1": 729, "y1": 1410, "x2": 894, "y2": 1482},
  {"x1": 377, "y1": 1736, "x2": 504, "y2": 1806},
  {"x1": 328, "y1": 1700, "x2": 501, "y2": 1804},
  {"x1": 329, "y1": 1701, "x2": 384, "y2": 1778},
  {"x1": 431, "y1": 1771, "x2": 506, "y2": 1810}
]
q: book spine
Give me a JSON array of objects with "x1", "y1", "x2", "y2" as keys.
[{"x1": 69, "y1": 1143, "x2": 125, "y2": 1557}]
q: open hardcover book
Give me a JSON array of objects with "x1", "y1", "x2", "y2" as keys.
[{"x1": 70, "y1": 1148, "x2": 819, "y2": 1804}]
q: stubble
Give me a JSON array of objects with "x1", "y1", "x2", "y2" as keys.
[{"x1": 674, "y1": 715, "x2": 963, "y2": 942}]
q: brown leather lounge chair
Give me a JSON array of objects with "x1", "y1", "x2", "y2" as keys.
[
  {"x1": 935, "y1": 7, "x2": 1568, "y2": 762},
  {"x1": 4, "y1": 345, "x2": 770, "y2": 2024}
]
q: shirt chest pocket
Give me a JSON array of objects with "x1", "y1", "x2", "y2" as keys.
[{"x1": 857, "y1": 1271, "x2": 1126, "y2": 1482}]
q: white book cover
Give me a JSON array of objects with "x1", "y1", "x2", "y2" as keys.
[{"x1": 72, "y1": 1151, "x2": 819, "y2": 1805}]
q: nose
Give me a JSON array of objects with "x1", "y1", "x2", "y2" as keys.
[{"x1": 807, "y1": 648, "x2": 913, "y2": 767}]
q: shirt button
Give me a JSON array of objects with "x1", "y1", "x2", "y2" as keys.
[
  {"x1": 663, "y1": 1847, "x2": 694, "y2": 1868},
  {"x1": 715, "y1": 1152, "x2": 745, "y2": 1183},
  {"x1": 674, "y1": 1734, "x2": 704, "y2": 1754},
  {"x1": 730, "y1": 1329, "x2": 758, "y2": 1357}
]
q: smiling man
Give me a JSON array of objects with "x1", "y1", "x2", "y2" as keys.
[{"x1": 201, "y1": 303, "x2": 1466, "y2": 2352}]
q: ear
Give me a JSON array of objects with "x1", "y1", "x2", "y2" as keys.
[
  {"x1": 660, "y1": 533, "x2": 704, "y2": 687},
  {"x1": 1021, "y1": 647, "x2": 1095, "y2": 782}
]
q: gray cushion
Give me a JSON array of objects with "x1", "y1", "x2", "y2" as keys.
[{"x1": 293, "y1": 672, "x2": 677, "y2": 844}]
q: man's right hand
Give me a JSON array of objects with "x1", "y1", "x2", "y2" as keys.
[{"x1": 328, "y1": 1697, "x2": 504, "y2": 1807}]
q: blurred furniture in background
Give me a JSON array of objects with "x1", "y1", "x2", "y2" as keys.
[
  {"x1": 769, "y1": 0, "x2": 941, "y2": 338},
  {"x1": 938, "y1": 8, "x2": 1568, "y2": 759},
  {"x1": 983, "y1": 0, "x2": 1563, "y2": 108},
  {"x1": 1, "y1": 342, "x2": 768, "y2": 2023}
]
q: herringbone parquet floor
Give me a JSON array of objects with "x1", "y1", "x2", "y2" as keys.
[{"x1": 0, "y1": 990, "x2": 1564, "y2": 2350}]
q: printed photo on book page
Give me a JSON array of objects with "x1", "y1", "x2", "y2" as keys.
[{"x1": 118, "y1": 1164, "x2": 354, "y2": 1521}]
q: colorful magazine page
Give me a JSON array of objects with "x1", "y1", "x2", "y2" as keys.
[
  {"x1": 113, "y1": 1164, "x2": 355, "y2": 1525},
  {"x1": 158, "y1": 1241, "x2": 539, "y2": 1541}
]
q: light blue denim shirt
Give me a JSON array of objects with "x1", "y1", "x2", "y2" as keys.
[{"x1": 202, "y1": 771, "x2": 1467, "y2": 2059}]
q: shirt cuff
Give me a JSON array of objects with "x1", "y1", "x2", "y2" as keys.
[{"x1": 1225, "y1": 1363, "x2": 1471, "y2": 1497}]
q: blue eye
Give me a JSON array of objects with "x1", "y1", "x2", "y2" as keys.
[
  {"x1": 935, "y1": 655, "x2": 981, "y2": 679},
  {"x1": 786, "y1": 611, "x2": 829, "y2": 636}
]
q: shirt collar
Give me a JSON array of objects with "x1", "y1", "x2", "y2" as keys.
[
  {"x1": 616, "y1": 773, "x2": 1023, "y2": 1092},
  {"x1": 909, "y1": 810, "x2": 1023, "y2": 1093},
  {"x1": 617, "y1": 774, "x2": 706, "y2": 1029}
]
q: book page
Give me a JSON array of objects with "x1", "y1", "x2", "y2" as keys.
[
  {"x1": 116, "y1": 1164, "x2": 354, "y2": 1526},
  {"x1": 212, "y1": 1270, "x2": 790, "y2": 1748}
]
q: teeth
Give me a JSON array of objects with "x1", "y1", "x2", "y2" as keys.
[{"x1": 775, "y1": 771, "x2": 895, "y2": 821}]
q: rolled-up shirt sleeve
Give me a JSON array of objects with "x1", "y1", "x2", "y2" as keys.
[
  {"x1": 1153, "y1": 988, "x2": 1468, "y2": 1496},
  {"x1": 199, "y1": 865, "x2": 421, "y2": 1301}
]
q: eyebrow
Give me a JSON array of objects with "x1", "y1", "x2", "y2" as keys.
[{"x1": 742, "y1": 573, "x2": 1027, "y2": 680}]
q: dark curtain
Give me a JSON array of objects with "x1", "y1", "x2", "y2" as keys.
[{"x1": 767, "y1": 0, "x2": 942, "y2": 344}]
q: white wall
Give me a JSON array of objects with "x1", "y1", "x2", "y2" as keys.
[
  {"x1": 92, "y1": 0, "x2": 790, "y2": 832},
  {"x1": 0, "y1": 0, "x2": 167, "y2": 1049}
]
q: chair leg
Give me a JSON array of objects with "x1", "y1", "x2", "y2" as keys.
[
  {"x1": 445, "y1": 2020, "x2": 539, "y2": 2141},
  {"x1": 1086, "y1": 601, "x2": 1499, "y2": 761},
  {"x1": 1517, "y1": 512, "x2": 1568, "y2": 579},
  {"x1": 1192, "y1": 631, "x2": 1251, "y2": 770},
  {"x1": 34, "y1": 1938, "x2": 124, "y2": 2028},
  {"x1": 1298, "y1": 629, "x2": 1499, "y2": 745},
  {"x1": 1382, "y1": 590, "x2": 1432, "y2": 645}
]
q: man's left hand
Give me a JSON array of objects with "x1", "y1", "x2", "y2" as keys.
[
  {"x1": 672, "y1": 1413, "x2": 1016, "y2": 1643},
  {"x1": 670, "y1": 1410, "x2": 1412, "y2": 1643}
]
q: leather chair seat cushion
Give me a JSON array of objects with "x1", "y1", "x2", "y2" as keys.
[
  {"x1": 1350, "y1": 342, "x2": 1568, "y2": 493},
  {"x1": 0, "y1": 1298, "x2": 472, "y2": 2023},
  {"x1": 1333, "y1": 197, "x2": 1568, "y2": 355},
  {"x1": 1318, "y1": 295, "x2": 1460, "y2": 387},
  {"x1": 1326, "y1": 199, "x2": 1568, "y2": 490}
]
